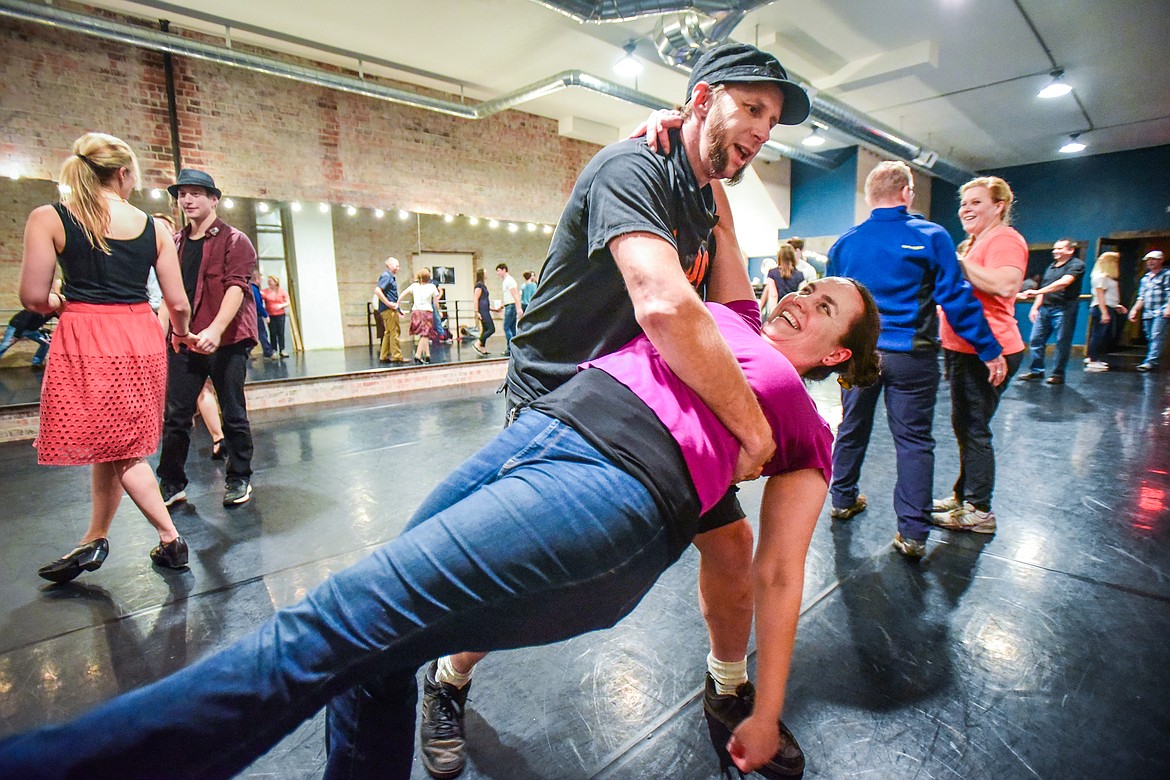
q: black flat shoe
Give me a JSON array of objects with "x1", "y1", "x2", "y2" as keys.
[
  {"x1": 210, "y1": 439, "x2": 225, "y2": 460},
  {"x1": 149, "y1": 536, "x2": 189, "y2": 569},
  {"x1": 38, "y1": 538, "x2": 109, "y2": 583}
]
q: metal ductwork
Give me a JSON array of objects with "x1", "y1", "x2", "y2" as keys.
[
  {"x1": 537, "y1": 0, "x2": 980, "y2": 184},
  {"x1": 809, "y1": 93, "x2": 977, "y2": 185},
  {"x1": 533, "y1": 1, "x2": 765, "y2": 24},
  {"x1": 0, "y1": 0, "x2": 835, "y2": 170}
]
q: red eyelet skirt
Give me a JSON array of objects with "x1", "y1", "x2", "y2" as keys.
[{"x1": 35, "y1": 301, "x2": 167, "y2": 466}]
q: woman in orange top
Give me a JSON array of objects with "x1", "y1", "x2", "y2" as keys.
[
  {"x1": 260, "y1": 275, "x2": 290, "y2": 358},
  {"x1": 934, "y1": 176, "x2": 1027, "y2": 535}
]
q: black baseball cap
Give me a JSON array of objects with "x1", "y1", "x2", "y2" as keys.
[
  {"x1": 168, "y1": 169, "x2": 222, "y2": 199},
  {"x1": 686, "y1": 42, "x2": 811, "y2": 126}
]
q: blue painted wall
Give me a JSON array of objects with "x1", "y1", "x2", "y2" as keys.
[
  {"x1": 780, "y1": 147, "x2": 858, "y2": 240},
  {"x1": 930, "y1": 144, "x2": 1170, "y2": 346}
]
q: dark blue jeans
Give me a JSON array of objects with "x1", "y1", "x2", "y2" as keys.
[
  {"x1": 503, "y1": 303, "x2": 517, "y2": 352},
  {"x1": 0, "y1": 412, "x2": 677, "y2": 779},
  {"x1": 0, "y1": 325, "x2": 50, "y2": 364},
  {"x1": 256, "y1": 314, "x2": 273, "y2": 356},
  {"x1": 830, "y1": 349, "x2": 939, "y2": 542},
  {"x1": 1028, "y1": 303, "x2": 1078, "y2": 377},
  {"x1": 157, "y1": 342, "x2": 254, "y2": 485},
  {"x1": 944, "y1": 349, "x2": 1024, "y2": 511},
  {"x1": 1087, "y1": 307, "x2": 1123, "y2": 362}
]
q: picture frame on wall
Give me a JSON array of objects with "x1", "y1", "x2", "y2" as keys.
[{"x1": 432, "y1": 266, "x2": 456, "y2": 285}]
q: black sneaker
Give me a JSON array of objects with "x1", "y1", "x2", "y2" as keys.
[
  {"x1": 223, "y1": 478, "x2": 252, "y2": 506},
  {"x1": 1017, "y1": 370, "x2": 1044, "y2": 381},
  {"x1": 160, "y1": 483, "x2": 187, "y2": 507},
  {"x1": 419, "y1": 661, "x2": 470, "y2": 779},
  {"x1": 702, "y1": 673, "x2": 804, "y2": 777}
]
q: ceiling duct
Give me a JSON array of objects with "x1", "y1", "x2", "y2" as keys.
[
  {"x1": 533, "y1": 1, "x2": 763, "y2": 24},
  {"x1": 536, "y1": 0, "x2": 979, "y2": 184},
  {"x1": 0, "y1": 0, "x2": 835, "y2": 170}
]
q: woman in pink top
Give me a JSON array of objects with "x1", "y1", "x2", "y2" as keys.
[
  {"x1": 934, "y1": 176, "x2": 1027, "y2": 534},
  {"x1": 260, "y1": 276, "x2": 290, "y2": 358}
]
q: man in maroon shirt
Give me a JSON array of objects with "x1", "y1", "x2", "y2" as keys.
[{"x1": 157, "y1": 169, "x2": 259, "y2": 507}]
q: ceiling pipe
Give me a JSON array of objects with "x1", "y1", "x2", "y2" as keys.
[
  {"x1": 0, "y1": 0, "x2": 835, "y2": 170},
  {"x1": 542, "y1": 0, "x2": 980, "y2": 184},
  {"x1": 533, "y1": 1, "x2": 756, "y2": 24}
]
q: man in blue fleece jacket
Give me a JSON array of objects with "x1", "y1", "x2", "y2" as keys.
[{"x1": 826, "y1": 161, "x2": 1006, "y2": 558}]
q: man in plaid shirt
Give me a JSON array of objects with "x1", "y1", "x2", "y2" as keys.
[{"x1": 1128, "y1": 250, "x2": 1169, "y2": 371}]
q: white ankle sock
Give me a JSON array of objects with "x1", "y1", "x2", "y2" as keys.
[
  {"x1": 436, "y1": 655, "x2": 473, "y2": 689},
  {"x1": 707, "y1": 652, "x2": 748, "y2": 696}
]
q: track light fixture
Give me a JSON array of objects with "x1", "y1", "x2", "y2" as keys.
[
  {"x1": 614, "y1": 41, "x2": 643, "y2": 78},
  {"x1": 1038, "y1": 69, "x2": 1072, "y2": 99},
  {"x1": 801, "y1": 126, "x2": 826, "y2": 147},
  {"x1": 1058, "y1": 134, "x2": 1086, "y2": 154}
]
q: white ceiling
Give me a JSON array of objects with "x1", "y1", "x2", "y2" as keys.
[{"x1": 78, "y1": 0, "x2": 1170, "y2": 172}]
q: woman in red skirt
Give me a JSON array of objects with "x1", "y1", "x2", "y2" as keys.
[
  {"x1": 400, "y1": 268, "x2": 439, "y2": 364},
  {"x1": 20, "y1": 132, "x2": 196, "y2": 582}
]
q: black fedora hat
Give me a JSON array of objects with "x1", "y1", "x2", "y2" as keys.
[
  {"x1": 167, "y1": 169, "x2": 222, "y2": 199},
  {"x1": 686, "y1": 42, "x2": 811, "y2": 126}
]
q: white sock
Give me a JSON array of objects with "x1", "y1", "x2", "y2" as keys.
[
  {"x1": 436, "y1": 655, "x2": 473, "y2": 689},
  {"x1": 707, "y1": 652, "x2": 748, "y2": 696}
]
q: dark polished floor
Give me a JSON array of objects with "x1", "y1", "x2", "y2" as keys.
[
  {"x1": 0, "y1": 337, "x2": 506, "y2": 407},
  {"x1": 0, "y1": 364, "x2": 1168, "y2": 778}
]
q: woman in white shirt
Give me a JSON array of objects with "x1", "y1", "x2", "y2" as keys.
[
  {"x1": 1085, "y1": 252, "x2": 1126, "y2": 372},
  {"x1": 400, "y1": 268, "x2": 440, "y2": 364}
]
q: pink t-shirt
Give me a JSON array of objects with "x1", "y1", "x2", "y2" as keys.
[
  {"x1": 940, "y1": 225, "x2": 1027, "y2": 354},
  {"x1": 261, "y1": 287, "x2": 289, "y2": 315},
  {"x1": 583, "y1": 300, "x2": 833, "y2": 514}
]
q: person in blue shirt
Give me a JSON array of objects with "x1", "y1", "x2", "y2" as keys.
[
  {"x1": 250, "y1": 269, "x2": 273, "y2": 359},
  {"x1": 827, "y1": 161, "x2": 1007, "y2": 558}
]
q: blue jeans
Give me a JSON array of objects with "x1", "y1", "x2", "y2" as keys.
[
  {"x1": 1028, "y1": 303, "x2": 1078, "y2": 376},
  {"x1": 831, "y1": 349, "x2": 939, "y2": 542},
  {"x1": 0, "y1": 412, "x2": 677, "y2": 779},
  {"x1": 1141, "y1": 316, "x2": 1167, "y2": 367},
  {"x1": 503, "y1": 303, "x2": 517, "y2": 352},
  {"x1": 0, "y1": 325, "x2": 50, "y2": 364},
  {"x1": 256, "y1": 315, "x2": 273, "y2": 356}
]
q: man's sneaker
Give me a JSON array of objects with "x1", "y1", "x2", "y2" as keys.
[
  {"x1": 160, "y1": 483, "x2": 187, "y2": 507},
  {"x1": 1017, "y1": 370, "x2": 1044, "y2": 381},
  {"x1": 830, "y1": 494, "x2": 867, "y2": 520},
  {"x1": 1137, "y1": 363, "x2": 1153, "y2": 372},
  {"x1": 892, "y1": 533, "x2": 926, "y2": 559},
  {"x1": 702, "y1": 673, "x2": 804, "y2": 777},
  {"x1": 932, "y1": 502, "x2": 997, "y2": 534},
  {"x1": 223, "y1": 478, "x2": 252, "y2": 506},
  {"x1": 420, "y1": 661, "x2": 470, "y2": 779},
  {"x1": 932, "y1": 495, "x2": 963, "y2": 513},
  {"x1": 1085, "y1": 361, "x2": 1109, "y2": 372}
]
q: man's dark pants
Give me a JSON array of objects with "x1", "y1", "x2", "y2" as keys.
[
  {"x1": 830, "y1": 349, "x2": 939, "y2": 542},
  {"x1": 158, "y1": 343, "x2": 254, "y2": 486}
]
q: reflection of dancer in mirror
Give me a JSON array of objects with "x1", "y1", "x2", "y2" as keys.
[
  {"x1": 251, "y1": 269, "x2": 274, "y2": 359},
  {"x1": 261, "y1": 275, "x2": 290, "y2": 358},
  {"x1": 0, "y1": 273, "x2": 880, "y2": 779},
  {"x1": 472, "y1": 267, "x2": 494, "y2": 356},
  {"x1": 400, "y1": 268, "x2": 439, "y2": 364},
  {"x1": 21, "y1": 132, "x2": 194, "y2": 582}
]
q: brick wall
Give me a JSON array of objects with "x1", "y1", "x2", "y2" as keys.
[
  {"x1": 2, "y1": 13, "x2": 600, "y2": 350},
  {"x1": 1, "y1": 17, "x2": 597, "y2": 217}
]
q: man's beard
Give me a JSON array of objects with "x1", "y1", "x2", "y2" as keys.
[{"x1": 706, "y1": 110, "x2": 748, "y2": 186}]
